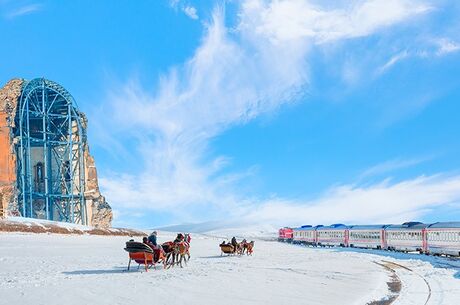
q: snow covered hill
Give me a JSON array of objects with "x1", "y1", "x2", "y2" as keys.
[{"x1": 1, "y1": 232, "x2": 459, "y2": 305}]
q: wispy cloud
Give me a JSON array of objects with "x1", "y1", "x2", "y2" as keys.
[
  {"x1": 247, "y1": 0, "x2": 431, "y2": 44},
  {"x1": 169, "y1": 0, "x2": 199, "y2": 20},
  {"x1": 97, "y1": 0, "x2": 439, "y2": 226},
  {"x1": 5, "y1": 3, "x2": 41, "y2": 19},
  {"x1": 374, "y1": 37, "x2": 460, "y2": 75},
  {"x1": 359, "y1": 156, "x2": 434, "y2": 179},
  {"x1": 183, "y1": 5, "x2": 198, "y2": 20},
  {"x1": 435, "y1": 38, "x2": 460, "y2": 56},
  {"x1": 376, "y1": 50, "x2": 409, "y2": 74}
]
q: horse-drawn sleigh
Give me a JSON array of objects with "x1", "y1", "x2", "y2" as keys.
[
  {"x1": 124, "y1": 241, "x2": 166, "y2": 272},
  {"x1": 219, "y1": 239, "x2": 254, "y2": 256},
  {"x1": 124, "y1": 234, "x2": 191, "y2": 271}
]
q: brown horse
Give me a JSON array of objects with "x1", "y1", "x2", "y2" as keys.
[
  {"x1": 171, "y1": 241, "x2": 190, "y2": 268},
  {"x1": 246, "y1": 241, "x2": 254, "y2": 255},
  {"x1": 161, "y1": 241, "x2": 176, "y2": 267},
  {"x1": 240, "y1": 240, "x2": 249, "y2": 255}
]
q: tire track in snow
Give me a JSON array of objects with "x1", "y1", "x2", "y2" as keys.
[{"x1": 373, "y1": 260, "x2": 432, "y2": 305}]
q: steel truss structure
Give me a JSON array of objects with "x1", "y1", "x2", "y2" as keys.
[{"x1": 14, "y1": 78, "x2": 87, "y2": 224}]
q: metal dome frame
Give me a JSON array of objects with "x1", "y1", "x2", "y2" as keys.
[{"x1": 15, "y1": 78, "x2": 87, "y2": 224}]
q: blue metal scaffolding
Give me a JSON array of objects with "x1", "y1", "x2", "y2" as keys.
[{"x1": 14, "y1": 78, "x2": 87, "y2": 224}]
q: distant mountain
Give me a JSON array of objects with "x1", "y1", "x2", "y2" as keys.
[{"x1": 156, "y1": 220, "x2": 277, "y2": 240}]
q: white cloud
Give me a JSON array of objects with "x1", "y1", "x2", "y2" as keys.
[
  {"x1": 5, "y1": 3, "x2": 41, "y2": 19},
  {"x1": 100, "y1": 6, "x2": 309, "y2": 220},
  {"x1": 183, "y1": 5, "x2": 198, "y2": 20},
  {"x1": 244, "y1": 0, "x2": 431, "y2": 44},
  {"x1": 98, "y1": 1, "x2": 438, "y2": 225},
  {"x1": 169, "y1": 1, "x2": 199, "y2": 20},
  {"x1": 435, "y1": 38, "x2": 460, "y2": 56},
  {"x1": 242, "y1": 174, "x2": 460, "y2": 227}
]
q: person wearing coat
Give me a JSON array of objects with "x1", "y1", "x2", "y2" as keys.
[
  {"x1": 148, "y1": 231, "x2": 158, "y2": 246},
  {"x1": 231, "y1": 236, "x2": 238, "y2": 252}
]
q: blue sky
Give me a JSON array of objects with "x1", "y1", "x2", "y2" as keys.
[{"x1": 1, "y1": 0, "x2": 460, "y2": 229}]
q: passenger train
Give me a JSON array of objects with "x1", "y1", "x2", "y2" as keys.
[{"x1": 278, "y1": 222, "x2": 460, "y2": 257}]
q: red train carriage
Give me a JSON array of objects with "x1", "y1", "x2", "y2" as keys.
[{"x1": 278, "y1": 227, "x2": 293, "y2": 242}]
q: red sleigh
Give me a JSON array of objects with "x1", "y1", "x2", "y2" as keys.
[{"x1": 124, "y1": 241, "x2": 166, "y2": 272}]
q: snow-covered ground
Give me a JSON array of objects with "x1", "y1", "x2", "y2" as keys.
[{"x1": 0, "y1": 232, "x2": 458, "y2": 305}]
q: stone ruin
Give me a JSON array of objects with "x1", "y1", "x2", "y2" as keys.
[{"x1": 0, "y1": 78, "x2": 112, "y2": 228}]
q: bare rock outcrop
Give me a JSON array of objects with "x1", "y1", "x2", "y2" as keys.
[{"x1": 83, "y1": 144, "x2": 113, "y2": 228}]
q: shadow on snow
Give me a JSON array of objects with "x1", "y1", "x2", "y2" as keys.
[{"x1": 62, "y1": 265, "x2": 163, "y2": 275}]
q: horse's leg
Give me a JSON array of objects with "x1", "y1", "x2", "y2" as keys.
[
  {"x1": 174, "y1": 252, "x2": 179, "y2": 266},
  {"x1": 169, "y1": 253, "x2": 175, "y2": 268},
  {"x1": 167, "y1": 253, "x2": 173, "y2": 269}
]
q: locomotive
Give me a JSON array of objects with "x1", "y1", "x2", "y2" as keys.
[{"x1": 279, "y1": 221, "x2": 460, "y2": 257}]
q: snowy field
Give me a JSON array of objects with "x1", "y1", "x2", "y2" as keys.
[{"x1": 0, "y1": 232, "x2": 459, "y2": 305}]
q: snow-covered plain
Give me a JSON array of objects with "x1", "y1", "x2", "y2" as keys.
[{"x1": 0, "y1": 232, "x2": 459, "y2": 305}]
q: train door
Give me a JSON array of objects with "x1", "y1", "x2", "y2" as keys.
[
  {"x1": 381, "y1": 229, "x2": 386, "y2": 249},
  {"x1": 422, "y1": 228, "x2": 428, "y2": 253}
]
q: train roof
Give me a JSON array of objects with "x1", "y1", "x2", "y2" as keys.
[
  {"x1": 386, "y1": 222, "x2": 428, "y2": 230},
  {"x1": 317, "y1": 224, "x2": 349, "y2": 230},
  {"x1": 427, "y1": 222, "x2": 460, "y2": 229},
  {"x1": 293, "y1": 225, "x2": 323, "y2": 231},
  {"x1": 348, "y1": 224, "x2": 389, "y2": 230}
]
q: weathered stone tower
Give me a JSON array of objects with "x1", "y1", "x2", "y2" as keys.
[{"x1": 0, "y1": 78, "x2": 112, "y2": 227}]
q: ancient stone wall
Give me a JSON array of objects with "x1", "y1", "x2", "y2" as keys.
[
  {"x1": 0, "y1": 79, "x2": 112, "y2": 227},
  {"x1": 0, "y1": 79, "x2": 22, "y2": 217}
]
